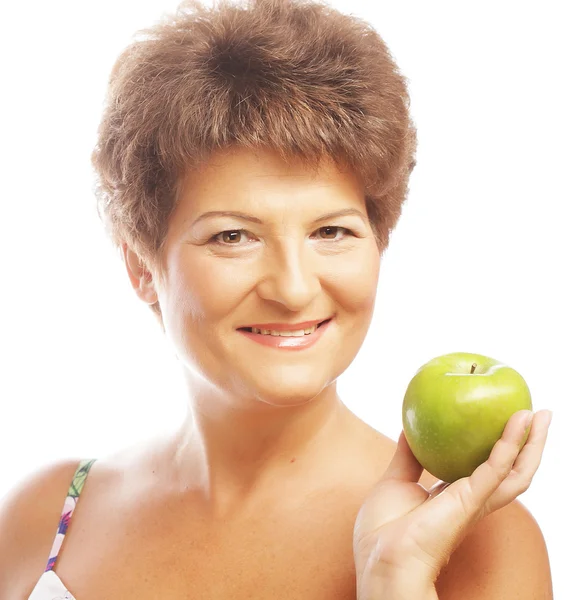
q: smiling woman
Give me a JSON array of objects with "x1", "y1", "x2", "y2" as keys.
[{"x1": 0, "y1": 0, "x2": 553, "y2": 599}]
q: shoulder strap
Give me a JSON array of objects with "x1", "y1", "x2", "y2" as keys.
[{"x1": 44, "y1": 458, "x2": 97, "y2": 572}]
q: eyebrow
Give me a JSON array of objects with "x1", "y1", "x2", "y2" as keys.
[{"x1": 191, "y1": 208, "x2": 368, "y2": 226}]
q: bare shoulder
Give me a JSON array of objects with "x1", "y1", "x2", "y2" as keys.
[
  {"x1": 0, "y1": 458, "x2": 85, "y2": 596},
  {"x1": 0, "y1": 448, "x2": 135, "y2": 598},
  {"x1": 436, "y1": 500, "x2": 553, "y2": 599}
]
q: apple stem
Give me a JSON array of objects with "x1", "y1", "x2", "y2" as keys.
[{"x1": 471, "y1": 363, "x2": 477, "y2": 374}]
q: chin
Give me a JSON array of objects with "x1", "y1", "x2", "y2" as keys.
[{"x1": 247, "y1": 380, "x2": 336, "y2": 409}]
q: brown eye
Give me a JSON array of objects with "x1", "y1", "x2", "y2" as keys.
[
  {"x1": 210, "y1": 230, "x2": 248, "y2": 245},
  {"x1": 221, "y1": 231, "x2": 243, "y2": 244},
  {"x1": 320, "y1": 226, "x2": 338, "y2": 239},
  {"x1": 316, "y1": 226, "x2": 352, "y2": 240}
]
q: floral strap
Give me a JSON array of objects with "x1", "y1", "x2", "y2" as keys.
[{"x1": 45, "y1": 459, "x2": 97, "y2": 572}]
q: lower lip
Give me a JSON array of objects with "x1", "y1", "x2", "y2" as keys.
[{"x1": 237, "y1": 319, "x2": 332, "y2": 350}]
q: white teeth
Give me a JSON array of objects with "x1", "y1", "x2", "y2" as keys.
[{"x1": 250, "y1": 324, "x2": 318, "y2": 336}]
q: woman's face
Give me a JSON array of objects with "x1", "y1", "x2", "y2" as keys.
[{"x1": 149, "y1": 146, "x2": 381, "y2": 409}]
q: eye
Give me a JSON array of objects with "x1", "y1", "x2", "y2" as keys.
[
  {"x1": 314, "y1": 226, "x2": 353, "y2": 241},
  {"x1": 208, "y1": 226, "x2": 355, "y2": 246},
  {"x1": 209, "y1": 230, "x2": 251, "y2": 245}
]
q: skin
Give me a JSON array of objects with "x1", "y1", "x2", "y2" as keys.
[{"x1": 0, "y1": 147, "x2": 552, "y2": 598}]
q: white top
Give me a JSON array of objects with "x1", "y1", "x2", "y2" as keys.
[{"x1": 28, "y1": 570, "x2": 75, "y2": 600}]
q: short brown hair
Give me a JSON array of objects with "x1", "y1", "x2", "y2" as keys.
[{"x1": 92, "y1": 0, "x2": 417, "y2": 321}]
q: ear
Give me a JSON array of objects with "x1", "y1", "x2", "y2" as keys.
[{"x1": 120, "y1": 242, "x2": 159, "y2": 306}]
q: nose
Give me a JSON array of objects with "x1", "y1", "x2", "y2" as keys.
[{"x1": 255, "y1": 240, "x2": 322, "y2": 311}]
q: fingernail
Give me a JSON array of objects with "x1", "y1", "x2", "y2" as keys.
[
  {"x1": 522, "y1": 410, "x2": 534, "y2": 434},
  {"x1": 546, "y1": 410, "x2": 553, "y2": 427}
]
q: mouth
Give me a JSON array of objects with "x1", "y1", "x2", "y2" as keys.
[{"x1": 238, "y1": 318, "x2": 332, "y2": 336}]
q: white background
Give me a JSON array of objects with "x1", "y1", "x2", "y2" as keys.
[{"x1": 1, "y1": 0, "x2": 572, "y2": 596}]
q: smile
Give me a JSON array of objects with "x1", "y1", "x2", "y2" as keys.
[
  {"x1": 243, "y1": 321, "x2": 327, "y2": 336},
  {"x1": 237, "y1": 319, "x2": 332, "y2": 350}
]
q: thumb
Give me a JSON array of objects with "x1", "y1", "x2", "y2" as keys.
[
  {"x1": 353, "y1": 432, "x2": 427, "y2": 548},
  {"x1": 382, "y1": 431, "x2": 425, "y2": 483}
]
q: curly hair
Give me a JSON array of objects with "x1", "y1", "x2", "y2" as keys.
[{"x1": 91, "y1": 0, "x2": 417, "y2": 322}]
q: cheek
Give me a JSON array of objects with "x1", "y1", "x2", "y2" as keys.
[
  {"x1": 328, "y1": 247, "x2": 381, "y2": 312},
  {"x1": 166, "y1": 253, "x2": 249, "y2": 321},
  {"x1": 159, "y1": 254, "x2": 247, "y2": 364}
]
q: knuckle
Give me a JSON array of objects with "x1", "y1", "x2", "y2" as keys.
[
  {"x1": 455, "y1": 479, "x2": 480, "y2": 516},
  {"x1": 517, "y1": 479, "x2": 532, "y2": 495},
  {"x1": 486, "y1": 456, "x2": 512, "y2": 484}
]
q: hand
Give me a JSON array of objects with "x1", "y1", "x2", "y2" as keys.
[{"x1": 353, "y1": 409, "x2": 552, "y2": 599}]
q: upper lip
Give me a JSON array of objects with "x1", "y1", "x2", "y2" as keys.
[{"x1": 238, "y1": 317, "x2": 332, "y2": 331}]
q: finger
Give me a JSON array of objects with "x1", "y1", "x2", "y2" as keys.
[
  {"x1": 353, "y1": 479, "x2": 429, "y2": 544},
  {"x1": 484, "y1": 409, "x2": 552, "y2": 514},
  {"x1": 461, "y1": 409, "x2": 534, "y2": 509},
  {"x1": 505, "y1": 409, "x2": 552, "y2": 475},
  {"x1": 416, "y1": 410, "x2": 533, "y2": 521},
  {"x1": 355, "y1": 432, "x2": 427, "y2": 542},
  {"x1": 403, "y1": 410, "x2": 536, "y2": 552},
  {"x1": 382, "y1": 431, "x2": 425, "y2": 483}
]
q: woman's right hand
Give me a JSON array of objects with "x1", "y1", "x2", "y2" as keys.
[{"x1": 353, "y1": 409, "x2": 552, "y2": 599}]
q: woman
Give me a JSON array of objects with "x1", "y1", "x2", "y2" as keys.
[{"x1": 0, "y1": 0, "x2": 552, "y2": 598}]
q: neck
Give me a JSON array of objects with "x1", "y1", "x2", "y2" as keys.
[{"x1": 168, "y1": 380, "x2": 357, "y2": 517}]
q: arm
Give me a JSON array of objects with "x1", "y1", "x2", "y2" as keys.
[
  {"x1": 0, "y1": 459, "x2": 81, "y2": 598},
  {"x1": 435, "y1": 499, "x2": 552, "y2": 599}
]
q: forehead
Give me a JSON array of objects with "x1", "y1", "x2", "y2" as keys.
[{"x1": 175, "y1": 146, "x2": 364, "y2": 215}]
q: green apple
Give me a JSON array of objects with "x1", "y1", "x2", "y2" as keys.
[{"x1": 402, "y1": 352, "x2": 533, "y2": 483}]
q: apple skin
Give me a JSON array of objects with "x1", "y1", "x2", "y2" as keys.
[{"x1": 402, "y1": 352, "x2": 533, "y2": 483}]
